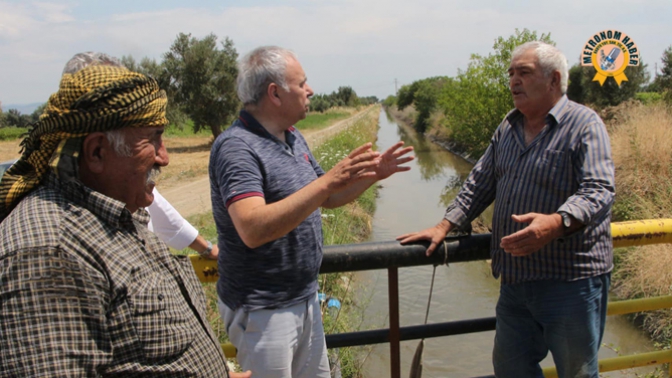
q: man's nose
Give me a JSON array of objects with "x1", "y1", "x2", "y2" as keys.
[
  {"x1": 156, "y1": 141, "x2": 169, "y2": 166},
  {"x1": 306, "y1": 84, "x2": 314, "y2": 97}
]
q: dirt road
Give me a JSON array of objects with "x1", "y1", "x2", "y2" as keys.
[{"x1": 160, "y1": 105, "x2": 378, "y2": 217}]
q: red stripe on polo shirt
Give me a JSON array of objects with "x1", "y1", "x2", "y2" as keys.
[
  {"x1": 288, "y1": 126, "x2": 296, "y2": 132},
  {"x1": 225, "y1": 192, "x2": 264, "y2": 208},
  {"x1": 238, "y1": 116, "x2": 249, "y2": 127}
]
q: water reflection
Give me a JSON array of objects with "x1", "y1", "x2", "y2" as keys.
[{"x1": 390, "y1": 114, "x2": 471, "y2": 183}]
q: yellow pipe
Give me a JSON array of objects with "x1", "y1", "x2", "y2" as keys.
[
  {"x1": 222, "y1": 343, "x2": 237, "y2": 358},
  {"x1": 612, "y1": 219, "x2": 672, "y2": 248},
  {"x1": 543, "y1": 349, "x2": 672, "y2": 378},
  {"x1": 190, "y1": 218, "x2": 672, "y2": 283},
  {"x1": 608, "y1": 295, "x2": 672, "y2": 316},
  {"x1": 190, "y1": 220, "x2": 672, "y2": 282},
  {"x1": 190, "y1": 255, "x2": 219, "y2": 283}
]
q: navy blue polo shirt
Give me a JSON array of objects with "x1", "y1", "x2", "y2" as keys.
[{"x1": 210, "y1": 110, "x2": 325, "y2": 311}]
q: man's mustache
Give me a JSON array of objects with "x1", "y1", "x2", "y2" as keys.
[{"x1": 147, "y1": 166, "x2": 161, "y2": 185}]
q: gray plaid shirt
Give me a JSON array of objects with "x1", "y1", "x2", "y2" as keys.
[{"x1": 0, "y1": 174, "x2": 229, "y2": 377}]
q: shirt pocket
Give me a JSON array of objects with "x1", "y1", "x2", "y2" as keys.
[
  {"x1": 127, "y1": 271, "x2": 195, "y2": 360},
  {"x1": 533, "y1": 150, "x2": 567, "y2": 189}
]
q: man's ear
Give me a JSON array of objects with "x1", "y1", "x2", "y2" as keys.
[
  {"x1": 267, "y1": 83, "x2": 282, "y2": 106},
  {"x1": 551, "y1": 70, "x2": 561, "y2": 91},
  {"x1": 80, "y1": 132, "x2": 109, "y2": 174}
]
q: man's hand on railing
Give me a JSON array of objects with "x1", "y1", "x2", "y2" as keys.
[{"x1": 397, "y1": 219, "x2": 454, "y2": 256}]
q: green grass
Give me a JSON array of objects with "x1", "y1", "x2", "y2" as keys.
[
  {"x1": 314, "y1": 113, "x2": 379, "y2": 245},
  {"x1": 0, "y1": 127, "x2": 28, "y2": 141},
  {"x1": 295, "y1": 111, "x2": 350, "y2": 131},
  {"x1": 313, "y1": 108, "x2": 380, "y2": 377},
  {"x1": 164, "y1": 119, "x2": 213, "y2": 137}
]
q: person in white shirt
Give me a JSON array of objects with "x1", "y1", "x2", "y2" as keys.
[{"x1": 148, "y1": 188, "x2": 219, "y2": 259}]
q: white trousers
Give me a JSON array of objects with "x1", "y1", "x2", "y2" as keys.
[{"x1": 219, "y1": 293, "x2": 330, "y2": 378}]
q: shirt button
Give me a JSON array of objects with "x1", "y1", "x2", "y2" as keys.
[{"x1": 158, "y1": 294, "x2": 165, "y2": 301}]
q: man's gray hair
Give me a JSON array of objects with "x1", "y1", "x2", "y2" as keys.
[
  {"x1": 512, "y1": 41, "x2": 569, "y2": 94},
  {"x1": 62, "y1": 52, "x2": 124, "y2": 75},
  {"x1": 236, "y1": 46, "x2": 298, "y2": 106},
  {"x1": 105, "y1": 129, "x2": 132, "y2": 157}
]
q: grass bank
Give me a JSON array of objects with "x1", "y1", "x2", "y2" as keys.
[
  {"x1": 0, "y1": 127, "x2": 27, "y2": 141},
  {"x1": 179, "y1": 106, "x2": 382, "y2": 377},
  {"x1": 295, "y1": 107, "x2": 357, "y2": 131},
  {"x1": 608, "y1": 104, "x2": 672, "y2": 348}
]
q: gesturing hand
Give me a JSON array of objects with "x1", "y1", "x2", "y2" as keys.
[
  {"x1": 324, "y1": 142, "x2": 381, "y2": 191},
  {"x1": 499, "y1": 213, "x2": 564, "y2": 256},
  {"x1": 370, "y1": 141, "x2": 414, "y2": 180}
]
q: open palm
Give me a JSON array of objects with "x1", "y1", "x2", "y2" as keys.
[{"x1": 372, "y1": 141, "x2": 414, "y2": 180}]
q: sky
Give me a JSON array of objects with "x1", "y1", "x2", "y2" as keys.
[{"x1": 1, "y1": 0, "x2": 671, "y2": 108}]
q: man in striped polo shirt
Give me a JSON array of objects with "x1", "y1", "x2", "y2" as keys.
[
  {"x1": 210, "y1": 46, "x2": 414, "y2": 378},
  {"x1": 398, "y1": 41, "x2": 615, "y2": 378}
]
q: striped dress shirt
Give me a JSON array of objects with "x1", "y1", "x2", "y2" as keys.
[{"x1": 445, "y1": 95, "x2": 615, "y2": 284}]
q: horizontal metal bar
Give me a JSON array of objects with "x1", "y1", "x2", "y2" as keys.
[
  {"x1": 612, "y1": 219, "x2": 672, "y2": 248},
  {"x1": 463, "y1": 349, "x2": 672, "y2": 378},
  {"x1": 222, "y1": 343, "x2": 236, "y2": 358},
  {"x1": 319, "y1": 234, "x2": 491, "y2": 273},
  {"x1": 220, "y1": 342, "x2": 672, "y2": 375},
  {"x1": 608, "y1": 295, "x2": 672, "y2": 316},
  {"x1": 542, "y1": 349, "x2": 672, "y2": 378},
  {"x1": 190, "y1": 255, "x2": 220, "y2": 283},
  {"x1": 325, "y1": 317, "x2": 496, "y2": 349},
  {"x1": 322, "y1": 295, "x2": 672, "y2": 350},
  {"x1": 191, "y1": 219, "x2": 672, "y2": 282},
  {"x1": 222, "y1": 295, "x2": 672, "y2": 368}
]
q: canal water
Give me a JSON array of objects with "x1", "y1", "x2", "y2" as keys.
[{"x1": 354, "y1": 108, "x2": 657, "y2": 377}]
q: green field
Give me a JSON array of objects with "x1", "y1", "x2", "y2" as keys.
[{"x1": 294, "y1": 111, "x2": 351, "y2": 131}]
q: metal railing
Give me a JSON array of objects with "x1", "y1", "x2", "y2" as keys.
[{"x1": 190, "y1": 219, "x2": 672, "y2": 377}]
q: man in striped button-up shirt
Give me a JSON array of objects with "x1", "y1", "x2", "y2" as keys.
[{"x1": 399, "y1": 41, "x2": 615, "y2": 378}]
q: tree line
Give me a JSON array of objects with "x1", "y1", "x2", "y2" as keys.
[
  {"x1": 386, "y1": 29, "x2": 670, "y2": 158},
  {"x1": 0, "y1": 33, "x2": 375, "y2": 138}
]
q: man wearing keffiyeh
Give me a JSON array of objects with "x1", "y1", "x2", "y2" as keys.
[{"x1": 0, "y1": 56, "x2": 250, "y2": 377}]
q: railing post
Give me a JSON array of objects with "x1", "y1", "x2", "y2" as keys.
[{"x1": 388, "y1": 267, "x2": 401, "y2": 378}]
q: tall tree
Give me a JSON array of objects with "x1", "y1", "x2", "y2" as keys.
[
  {"x1": 121, "y1": 56, "x2": 166, "y2": 84},
  {"x1": 163, "y1": 33, "x2": 239, "y2": 137},
  {"x1": 121, "y1": 55, "x2": 189, "y2": 129},
  {"x1": 568, "y1": 62, "x2": 650, "y2": 108},
  {"x1": 334, "y1": 86, "x2": 360, "y2": 107},
  {"x1": 650, "y1": 46, "x2": 672, "y2": 102},
  {"x1": 566, "y1": 63, "x2": 586, "y2": 104},
  {"x1": 4, "y1": 109, "x2": 31, "y2": 128},
  {"x1": 439, "y1": 29, "x2": 554, "y2": 157},
  {"x1": 30, "y1": 103, "x2": 47, "y2": 123}
]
